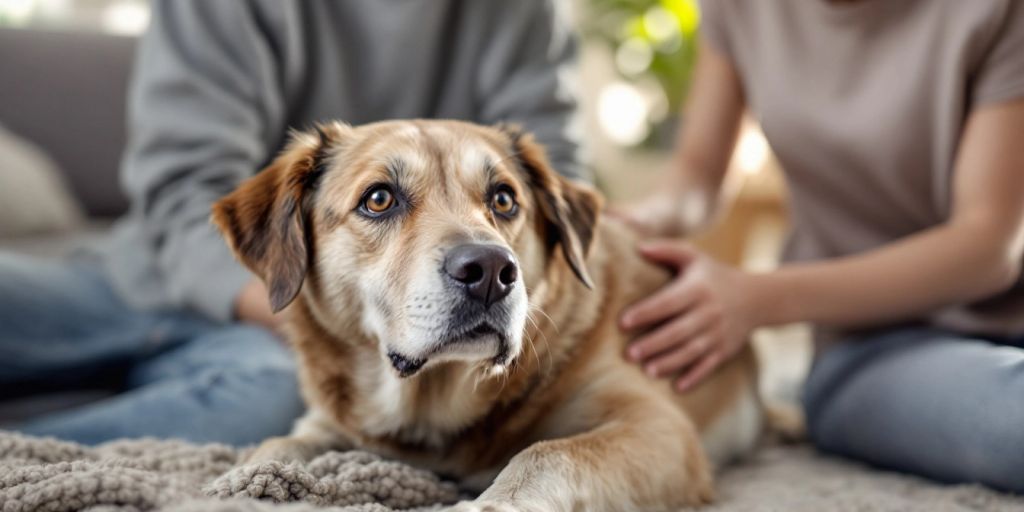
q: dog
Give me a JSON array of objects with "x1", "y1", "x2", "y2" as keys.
[{"x1": 212, "y1": 120, "x2": 763, "y2": 511}]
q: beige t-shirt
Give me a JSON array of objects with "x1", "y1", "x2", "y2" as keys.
[{"x1": 699, "y1": 0, "x2": 1024, "y2": 341}]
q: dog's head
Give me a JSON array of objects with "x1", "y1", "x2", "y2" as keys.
[{"x1": 213, "y1": 120, "x2": 600, "y2": 378}]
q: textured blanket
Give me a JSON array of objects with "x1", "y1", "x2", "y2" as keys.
[{"x1": 1, "y1": 431, "x2": 1021, "y2": 512}]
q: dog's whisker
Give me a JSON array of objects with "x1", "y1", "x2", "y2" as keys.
[
  {"x1": 526, "y1": 306, "x2": 555, "y2": 373},
  {"x1": 523, "y1": 314, "x2": 545, "y2": 375},
  {"x1": 528, "y1": 302, "x2": 559, "y2": 334},
  {"x1": 489, "y1": 364, "x2": 507, "y2": 378},
  {"x1": 495, "y1": 366, "x2": 510, "y2": 393},
  {"x1": 471, "y1": 369, "x2": 485, "y2": 393}
]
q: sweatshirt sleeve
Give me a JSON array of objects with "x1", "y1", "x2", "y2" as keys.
[
  {"x1": 120, "y1": 0, "x2": 287, "y2": 322},
  {"x1": 476, "y1": 0, "x2": 589, "y2": 183}
]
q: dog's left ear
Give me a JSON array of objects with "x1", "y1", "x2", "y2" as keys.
[
  {"x1": 504, "y1": 127, "x2": 602, "y2": 288},
  {"x1": 211, "y1": 122, "x2": 351, "y2": 312}
]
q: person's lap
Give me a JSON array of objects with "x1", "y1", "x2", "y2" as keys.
[
  {"x1": 0, "y1": 251, "x2": 303, "y2": 445},
  {"x1": 804, "y1": 326, "x2": 1024, "y2": 493}
]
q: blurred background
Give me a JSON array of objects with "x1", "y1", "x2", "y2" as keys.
[{"x1": 0, "y1": 0, "x2": 808, "y2": 402}]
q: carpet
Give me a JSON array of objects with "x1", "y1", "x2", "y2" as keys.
[{"x1": 1, "y1": 431, "x2": 1020, "y2": 511}]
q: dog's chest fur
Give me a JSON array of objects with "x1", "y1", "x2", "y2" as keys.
[{"x1": 353, "y1": 354, "x2": 495, "y2": 448}]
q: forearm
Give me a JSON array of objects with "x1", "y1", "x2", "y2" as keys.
[
  {"x1": 665, "y1": 156, "x2": 740, "y2": 234},
  {"x1": 663, "y1": 40, "x2": 745, "y2": 233},
  {"x1": 752, "y1": 100, "x2": 1024, "y2": 330},
  {"x1": 750, "y1": 220, "x2": 1022, "y2": 329}
]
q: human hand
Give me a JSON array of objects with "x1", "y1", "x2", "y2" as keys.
[
  {"x1": 620, "y1": 240, "x2": 756, "y2": 392},
  {"x1": 234, "y1": 279, "x2": 287, "y2": 336}
]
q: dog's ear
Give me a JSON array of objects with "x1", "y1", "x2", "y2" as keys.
[
  {"x1": 502, "y1": 126, "x2": 602, "y2": 288},
  {"x1": 211, "y1": 122, "x2": 351, "y2": 312}
]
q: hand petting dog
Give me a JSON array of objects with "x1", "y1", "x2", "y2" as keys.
[{"x1": 620, "y1": 241, "x2": 756, "y2": 392}]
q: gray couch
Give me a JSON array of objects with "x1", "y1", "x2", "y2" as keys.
[{"x1": 0, "y1": 27, "x2": 135, "y2": 254}]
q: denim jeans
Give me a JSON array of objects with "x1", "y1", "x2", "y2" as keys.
[
  {"x1": 0, "y1": 252, "x2": 304, "y2": 446},
  {"x1": 804, "y1": 327, "x2": 1024, "y2": 493}
]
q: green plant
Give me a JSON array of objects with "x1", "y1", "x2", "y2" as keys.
[{"x1": 584, "y1": 0, "x2": 701, "y2": 139}]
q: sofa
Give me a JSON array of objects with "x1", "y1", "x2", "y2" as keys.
[{"x1": 0, "y1": 27, "x2": 135, "y2": 255}]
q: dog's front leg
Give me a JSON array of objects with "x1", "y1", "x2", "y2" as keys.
[{"x1": 450, "y1": 400, "x2": 714, "y2": 512}]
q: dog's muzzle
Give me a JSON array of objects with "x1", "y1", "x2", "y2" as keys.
[{"x1": 386, "y1": 244, "x2": 520, "y2": 378}]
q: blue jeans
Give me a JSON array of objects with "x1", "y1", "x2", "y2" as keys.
[
  {"x1": 804, "y1": 327, "x2": 1024, "y2": 493},
  {"x1": 0, "y1": 252, "x2": 304, "y2": 446}
]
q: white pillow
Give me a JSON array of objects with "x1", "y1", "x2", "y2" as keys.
[{"x1": 0, "y1": 124, "x2": 84, "y2": 237}]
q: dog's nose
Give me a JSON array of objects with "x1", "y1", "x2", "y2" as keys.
[{"x1": 444, "y1": 244, "x2": 518, "y2": 307}]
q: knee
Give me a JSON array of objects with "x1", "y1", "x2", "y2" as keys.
[
  {"x1": 224, "y1": 363, "x2": 304, "y2": 415},
  {"x1": 193, "y1": 325, "x2": 296, "y2": 371},
  {"x1": 197, "y1": 330, "x2": 302, "y2": 410},
  {"x1": 184, "y1": 327, "x2": 305, "y2": 444},
  {"x1": 187, "y1": 362, "x2": 306, "y2": 445}
]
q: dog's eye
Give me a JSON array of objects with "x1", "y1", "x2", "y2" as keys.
[
  {"x1": 363, "y1": 187, "x2": 395, "y2": 214},
  {"x1": 490, "y1": 187, "x2": 518, "y2": 217}
]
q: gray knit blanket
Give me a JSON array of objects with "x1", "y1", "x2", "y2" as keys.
[
  {"x1": 0, "y1": 432, "x2": 455, "y2": 512},
  {"x1": 2, "y1": 431, "x2": 1022, "y2": 512}
]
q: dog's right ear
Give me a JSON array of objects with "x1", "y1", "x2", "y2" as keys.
[{"x1": 211, "y1": 122, "x2": 351, "y2": 312}]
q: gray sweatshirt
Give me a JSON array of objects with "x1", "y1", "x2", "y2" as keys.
[{"x1": 103, "y1": 0, "x2": 584, "y2": 323}]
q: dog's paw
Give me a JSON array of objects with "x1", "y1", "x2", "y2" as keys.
[
  {"x1": 243, "y1": 436, "x2": 312, "y2": 465},
  {"x1": 444, "y1": 500, "x2": 523, "y2": 512}
]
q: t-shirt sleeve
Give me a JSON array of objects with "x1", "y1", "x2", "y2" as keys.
[
  {"x1": 972, "y1": 0, "x2": 1024, "y2": 106},
  {"x1": 698, "y1": 0, "x2": 733, "y2": 59}
]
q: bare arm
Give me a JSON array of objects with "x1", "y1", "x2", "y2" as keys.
[
  {"x1": 621, "y1": 39, "x2": 745, "y2": 236},
  {"x1": 623, "y1": 98, "x2": 1024, "y2": 391},
  {"x1": 751, "y1": 98, "x2": 1024, "y2": 329}
]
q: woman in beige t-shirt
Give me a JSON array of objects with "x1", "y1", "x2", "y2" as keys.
[{"x1": 619, "y1": 0, "x2": 1024, "y2": 491}]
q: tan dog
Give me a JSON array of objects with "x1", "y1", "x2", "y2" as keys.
[{"x1": 212, "y1": 120, "x2": 763, "y2": 511}]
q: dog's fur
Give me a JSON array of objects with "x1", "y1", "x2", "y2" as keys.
[{"x1": 212, "y1": 120, "x2": 762, "y2": 511}]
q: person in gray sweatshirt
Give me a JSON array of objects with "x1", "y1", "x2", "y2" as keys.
[{"x1": 0, "y1": 0, "x2": 584, "y2": 445}]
